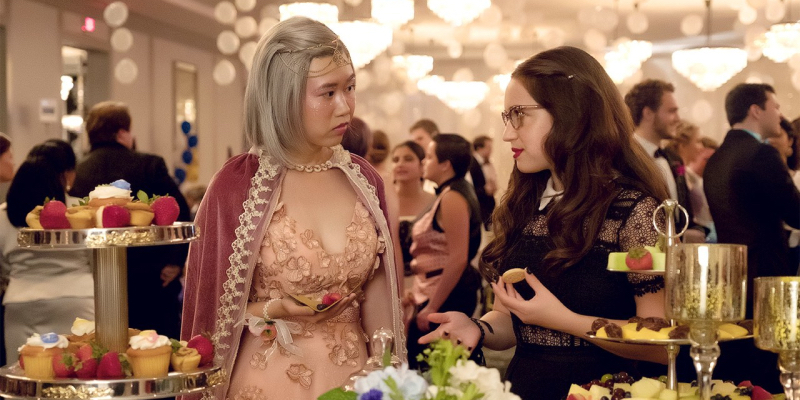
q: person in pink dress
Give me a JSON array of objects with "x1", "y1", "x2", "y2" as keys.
[{"x1": 181, "y1": 17, "x2": 405, "y2": 400}]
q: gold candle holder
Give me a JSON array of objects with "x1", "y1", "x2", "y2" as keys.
[
  {"x1": 754, "y1": 277, "x2": 800, "y2": 400},
  {"x1": 666, "y1": 243, "x2": 747, "y2": 400}
]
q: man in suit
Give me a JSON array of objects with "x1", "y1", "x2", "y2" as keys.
[
  {"x1": 624, "y1": 79, "x2": 706, "y2": 243},
  {"x1": 473, "y1": 136, "x2": 497, "y2": 229},
  {"x1": 71, "y1": 101, "x2": 190, "y2": 339},
  {"x1": 703, "y1": 83, "x2": 800, "y2": 392}
]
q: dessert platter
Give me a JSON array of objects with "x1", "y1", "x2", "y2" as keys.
[{"x1": 0, "y1": 180, "x2": 222, "y2": 399}]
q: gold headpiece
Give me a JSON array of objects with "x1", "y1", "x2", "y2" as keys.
[{"x1": 277, "y1": 37, "x2": 351, "y2": 77}]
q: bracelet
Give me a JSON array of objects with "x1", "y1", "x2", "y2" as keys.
[
  {"x1": 263, "y1": 298, "x2": 280, "y2": 321},
  {"x1": 479, "y1": 319, "x2": 494, "y2": 334},
  {"x1": 469, "y1": 317, "x2": 486, "y2": 351}
]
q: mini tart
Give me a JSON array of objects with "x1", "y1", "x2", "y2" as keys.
[
  {"x1": 25, "y1": 206, "x2": 43, "y2": 229},
  {"x1": 66, "y1": 206, "x2": 95, "y2": 229},
  {"x1": 88, "y1": 197, "x2": 131, "y2": 207},
  {"x1": 126, "y1": 345, "x2": 171, "y2": 378},
  {"x1": 125, "y1": 202, "x2": 154, "y2": 226},
  {"x1": 170, "y1": 347, "x2": 202, "y2": 372},
  {"x1": 19, "y1": 345, "x2": 62, "y2": 379},
  {"x1": 65, "y1": 332, "x2": 96, "y2": 353}
]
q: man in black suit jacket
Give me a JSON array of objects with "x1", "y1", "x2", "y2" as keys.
[
  {"x1": 703, "y1": 83, "x2": 800, "y2": 392},
  {"x1": 70, "y1": 101, "x2": 190, "y2": 339},
  {"x1": 625, "y1": 79, "x2": 706, "y2": 242}
]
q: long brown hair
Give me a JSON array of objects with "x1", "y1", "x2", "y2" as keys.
[{"x1": 480, "y1": 46, "x2": 668, "y2": 279}]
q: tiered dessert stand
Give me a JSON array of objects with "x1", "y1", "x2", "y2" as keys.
[
  {"x1": 589, "y1": 199, "x2": 752, "y2": 391},
  {"x1": 0, "y1": 223, "x2": 223, "y2": 399}
]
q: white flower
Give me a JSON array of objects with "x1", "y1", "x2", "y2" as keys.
[
  {"x1": 449, "y1": 360, "x2": 482, "y2": 383},
  {"x1": 353, "y1": 364, "x2": 427, "y2": 400}
]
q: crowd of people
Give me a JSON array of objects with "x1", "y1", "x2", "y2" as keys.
[{"x1": 0, "y1": 16, "x2": 797, "y2": 400}]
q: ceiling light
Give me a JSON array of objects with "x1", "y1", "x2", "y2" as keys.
[{"x1": 427, "y1": 0, "x2": 491, "y2": 27}]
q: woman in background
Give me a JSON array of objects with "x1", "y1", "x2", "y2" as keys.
[
  {"x1": 406, "y1": 134, "x2": 482, "y2": 367},
  {"x1": 0, "y1": 139, "x2": 92, "y2": 361}
]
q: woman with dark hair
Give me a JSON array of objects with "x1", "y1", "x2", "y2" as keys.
[
  {"x1": 392, "y1": 141, "x2": 435, "y2": 277},
  {"x1": 420, "y1": 46, "x2": 669, "y2": 399},
  {"x1": 0, "y1": 139, "x2": 92, "y2": 361},
  {"x1": 406, "y1": 133, "x2": 482, "y2": 367}
]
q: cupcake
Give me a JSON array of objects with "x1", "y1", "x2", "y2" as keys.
[
  {"x1": 65, "y1": 206, "x2": 95, "y2": 229},
  {"x1": 125, "y1": 202, "x2": 154, "y2": 226},
  {"x1": 88, "y1": 179, "x2": 133, "y2": 208},
  {"x1": 66, "y1": 318, "x2": 96, "y2": 353},
  {"x1": 126, "y1": 330, "x2": 171, "y2": 378},
  {"x1": 19, "y1": 333, "x2": 68, "y2": 379}
]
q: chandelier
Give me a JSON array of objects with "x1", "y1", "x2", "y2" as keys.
[
  {"x1": 330, "y1": 21, "x2": 393, "y2": 69},
  {"x1": 372, "y1": 0, "x2": 414, "y2": 28},
  {"x1": 279, "y1": 3, "x2": 339, "y2": 25},
  {"x1": 672, "y1": 47, "x2": 747, "y2": 91},
  {"x1": 671, "y1": 0, "x2": 747, "y2": 92},
  {"x1": 417, "y1": 75, "x2": 445, "y2": 95},
  {"x1": 756, "y1": 22, "x2": 800, "y2": 63},
  {"x1": 604, "y1": 39, "x2": 652, "y2": 84},
  {"x1": 435, "y1": 81, "x2": 489, "y2": 113},
  {"x1": 427, "y1": 0, "x2": 491, "y2": 27},
  {"x1": 392, "y1": 55, "x2": 434, "y2": 81}
]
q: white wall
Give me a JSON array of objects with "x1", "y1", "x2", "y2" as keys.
[{"x1": 6, "y1": 0, "x2": 61, "y2": 156}]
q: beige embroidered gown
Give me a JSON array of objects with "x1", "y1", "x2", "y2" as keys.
[{"x1": 226, "y1": 200, "x2": 381, "y2": 400}]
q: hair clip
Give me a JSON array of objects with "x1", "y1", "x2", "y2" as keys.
[
  {"x1": 277, "y1": 37, "x2": 351, "y2": 77},
  {"x1": 567, "y1": 74, "x2": 575, "y2": 79}
]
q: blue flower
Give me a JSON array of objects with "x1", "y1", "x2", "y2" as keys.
[
  {"x1": 110, "y1": 179, "x2": 131, "y2": 190},
  {"x1": 358, "y1": 389, "x2": 383, "y2": 400}
]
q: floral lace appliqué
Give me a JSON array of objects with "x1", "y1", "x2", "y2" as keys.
[
  {"x1": 286, "y1": 364, "x2": 313, "y2": 389},
  {"x1": 228, "y1": 385, "x2": 269, "y2": 400}
]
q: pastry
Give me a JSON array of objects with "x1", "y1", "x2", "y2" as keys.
[
  {"x1": 126, "y1": 330, "x2": 171, "y2": 378},
  {"x1": 18, "y1": 333, "x2": 68, "y2": 379}
]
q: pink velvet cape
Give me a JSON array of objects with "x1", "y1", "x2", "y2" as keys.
[{"x1": 180, "y1": 147, "x2": 406, "y2": 399}]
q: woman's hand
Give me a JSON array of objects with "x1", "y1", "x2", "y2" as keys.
[
  {"x1": 491, "y1": 272, "x2": 573, "y2": 329},
  {"x1": 415, "y1": 304, "x2": 436, "y2": 332},
  {"x1": 276, "y1": 293, "x2": 357, "y2": 324},
  {"x1": 417, "y1": 312, "x2": 481, "y2": 352}
]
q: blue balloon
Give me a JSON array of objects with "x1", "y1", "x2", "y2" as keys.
[
  {"x1": 182, "y1": 150, "x2": 193, "y2": 164},
  {"x1": 181, "y1": 121, "x2": 191, "y2": 135},
  {"x1": 174, "y1": 168, "x2": 186, "y2": 184},
  {"x1": 187, "y1": 135, "x2": 198, "y2": 148}
]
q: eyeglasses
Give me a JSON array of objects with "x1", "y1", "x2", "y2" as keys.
[{"x1": 501, "y1": 105, "x2": 544, "y2": 129}]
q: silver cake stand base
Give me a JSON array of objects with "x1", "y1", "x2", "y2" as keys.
[{"x1": 0, "y1": 364, "x2": 223, "y2": 399}]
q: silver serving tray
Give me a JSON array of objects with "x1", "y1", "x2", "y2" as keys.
[
  {"x1": 0, "y1": 364, "x2": 223, "y2": 399},
  {"x1": 18, "y1": 223, "x2": 198, "y2": 249}
]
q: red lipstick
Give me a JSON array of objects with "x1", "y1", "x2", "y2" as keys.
[{"x1": 511, "y1": 148, "x2": 523, "y2": 158}]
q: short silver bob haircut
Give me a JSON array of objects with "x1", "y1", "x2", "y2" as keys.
[{"x1": 244, "y1": 17, "x2": 353, "y2": 166}]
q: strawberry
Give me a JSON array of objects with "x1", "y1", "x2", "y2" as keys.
[
  {"x1": 75, "y1": 343, "x2": 94, "y2": 362},
  {"x1": 186, "y1": 334, "x2": 213, "y2": 366},
  {"x1": 97, "y1": 205, "x2": 131, "y2": 228},
  {"x1": 18, "y1": 354, "x2": 24, "y2": 370},
  {"x1": 625, "y1": 247, "x2": 653, "y2": 270},
  {"x1": 97, "y1": 351, "x2": 124, "y2": 379},
  {"x1": 151, "y1": 196, "x2": 180, "y2": 225},
  {"x1": 321, "y1": 292, "x2": 342, "y2": 306},
  {"x1": 52, "y1": 352, "x2": 76, "y2": 378},
  {"x1": 75, "y1": 358, "x2": 98, "y2": 379},
  {"x1": 567, "y1": 394, "x2": 586, "y2": 400},
  {"x1": 750, "y1": 386, "x2": 772, "y2": 400},
  {"x1": 40, "y1": 200, "x2": 70, "y2": 229}
]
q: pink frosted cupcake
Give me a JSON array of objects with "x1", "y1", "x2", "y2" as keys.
[{"x1": 126, "y1": 330, "x2": 171, "y2": 378}]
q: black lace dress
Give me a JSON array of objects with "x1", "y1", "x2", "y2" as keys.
[{"x1": 498, "y1": 188, "x2": 664, "y2": 400}]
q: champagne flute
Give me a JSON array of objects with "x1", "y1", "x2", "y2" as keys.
[
  {"x1": 754, "y1": 277, "x2": 800, "y2": 400},
  {"x1": 666, "y1": 244, "x2": 747, "y2": 400}
]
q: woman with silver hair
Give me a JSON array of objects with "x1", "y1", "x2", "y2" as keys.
[{"x1": 181, "y1": 17, "x2": 405, "y2": 399}]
